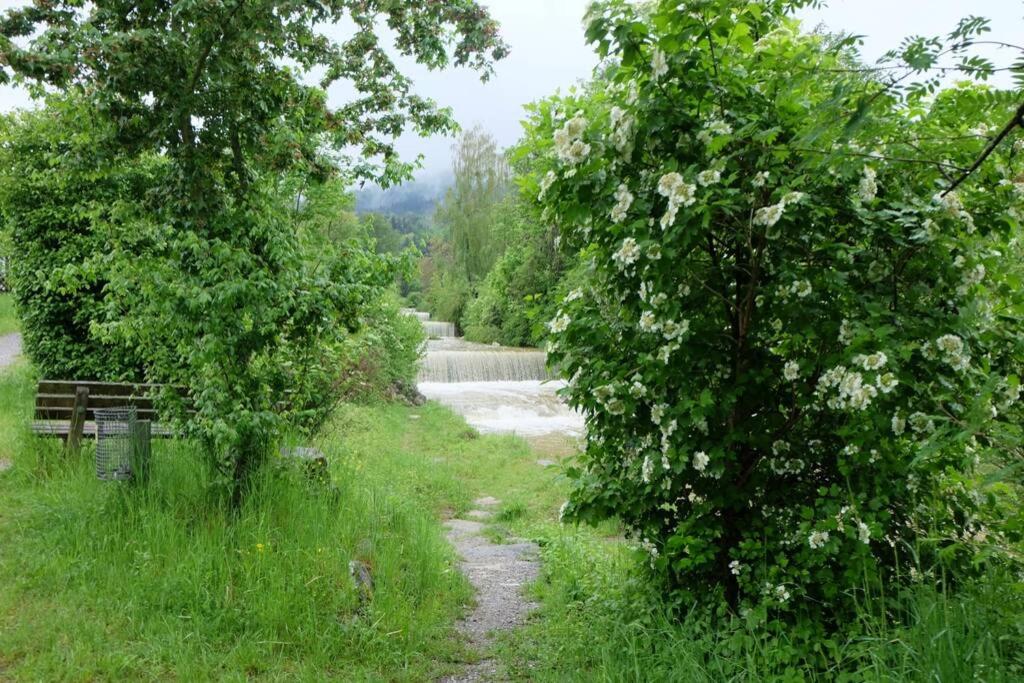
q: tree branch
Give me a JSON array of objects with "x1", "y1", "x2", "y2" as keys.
[{"x1": 942, "y1": 101, "x2": 1024, "y2": 197}]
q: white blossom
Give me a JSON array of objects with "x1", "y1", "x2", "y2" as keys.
[
  {"x1": 651, "y1": 48, "x2": 668, "y2": 79},
  {"x1": 858, "y1": 166, "x2": 878, "y2": 202},
  {"x1": 611, "y1": 183, "x2": 634, "y2": 223},
  {"x1": 857, "y1": 522, "x2": 871, "y2": 544},
  {"x1": 697, "y1": 169, "x2": 721, "y2": 186},
  {"x1": 639, "y1": 310, "x2": 658, "y2": 332},
  {"x1": 808, "y1": 530, "x2": 830, "y2": 549},
  {"x1": 612, "y1": 237, "x2": 641, "y2": 269},
  {"x1": 753, "y1": 202, "x2": 786, "y2": 228},
  {"x1": 860, "y1": 352, "x2": 887, "y2": 371},
  {"x1": 892, "y1": 413, "x2": 906, "y2": 435},
  {"x1": 791, "y1": 280, "x2": 812, "y2": 298},
  {"x1": 784, "y1": 361, "x2": 800, "y2": 381},
  {"x1": 752, "y1": 171, "x2": 770, "y2": 188},
  {"x1": 692, "y1": 450, "x2": 710, "y2": 472},
  {"x1": 538, "y1": 170, "x2": 556, "y2": 200},
  {"x1": 877, "y1": 372, "x2": 899, "y2": 394},
  {"x1": 641, "y1": 454, "x2": 654, "y2": 483},
  {"x1": 547, "y1": 313, "x2": 571, "y2": 334}
]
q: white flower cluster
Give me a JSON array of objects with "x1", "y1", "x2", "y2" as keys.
[
  {"x1": 651, "y1": 48, "x2": 668, "y2": 80},
  {"x1": 934, "y1": 190, "x2": 975, "y2": 233},
  {"x1": 641, "y1": 453, "x2": 654, "y2": 483},
  {"x1": 657, "y1": 172, "x2": 697, "y2": 230},
  {"x1": 612, "y1": 237, "x2": 641, "y2": 270},
  {"x1": 817, "y1": 366, "x2": 880, "y2": 411},
  {"x1": 697, "y1": 169, "x2": 721, "y2": 186},
  {"x1": 554, "y1": 113, "x2": 590, "y2": 166},
  {"x1": 697, "y1": 118, "x2": 732, "y2": 146},
  {"x1": 957, "y1": 262, "x2": 986, "y2": 297},
  {"x1": 610, "y1": 106, "x2": 636, "y2": 157},
  {"x1": 611, "y1": 183, "x2": 634, "y2": 223},
  {"x1": 594, "y1": 383, "x2": 626, "y2": 416},
  {"x1": 547, "y1": 312, "x2": 571, "y2": 334},
  {"x1": 808, "y1": 530, "x2": 830, "y2": 549},
  {"x1": 538, "y1": 170, "x2": 556, "y2": 200},
  {"x1": 934, "y1": 334, "x2": 970, "y2": 372},
  {"x1": 752, "y1": 171, "x2": 770, "y2": 188},
  {"x1": 858, "y1": 166, "x2": 878, "y2": 202},
  {"x1": 753, "y1": 188, "x2": 806, "y2": 232},
  {"x1": 783, "y1": 361, "x2": 800, "y2": 381},
  {"x1": 692, "y1": 450, "x2": 710, "y2": 473},
  {"x1": 564, "y1": 288, "x2": 583, "y2": 304}
]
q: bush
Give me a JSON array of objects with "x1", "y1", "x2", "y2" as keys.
[
  {"x1": 0, "y1": 99, "x2": 159, "y2": 380},
  {"x1": 461, "y1": 197, "x2": 573, "y2": 347},
  {"x1": 531, "y1": 0, "x2": 1024, "y2": 625}
]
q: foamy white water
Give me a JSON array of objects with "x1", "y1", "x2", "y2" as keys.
[{"x1": 418, "y1": 380, "x2": 584, "y2": 437}]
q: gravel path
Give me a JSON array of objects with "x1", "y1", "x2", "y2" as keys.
[
  {"x1": 0, "y1": 333, "x2": 20, "y2": 472},
  {"x1": 441, "y1": 497, "x2": 539, "y2": 683},
  {"x1": 0, "y1": 333, "x2": 22, "y2": 370}
]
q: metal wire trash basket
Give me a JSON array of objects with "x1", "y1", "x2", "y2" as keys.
[{"x1": 94, "y1": 407, "x2": 151, "y2": 482}]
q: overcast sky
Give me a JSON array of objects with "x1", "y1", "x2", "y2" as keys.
[{"x1": 1, "y1": 0, "x2": 1021, "y2": 177}]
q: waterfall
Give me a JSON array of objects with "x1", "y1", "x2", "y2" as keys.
[
  {"x1": 423, "y1": 321, "x2": 457, "y2": 337},
  {"x1": 418, "y1": 349, "x2": 551, "y2": 383},
  {"x1": 400, "y1": 308, "x2": 432, "y2": 322}
]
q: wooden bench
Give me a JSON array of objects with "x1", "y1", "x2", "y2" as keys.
[{"x1": 33, "y1": 380, "x2": 183, "y2": 451}]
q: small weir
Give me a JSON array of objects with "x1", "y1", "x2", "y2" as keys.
[
  {"x1": 402, "y1": 310, "x2": 583, "y2": 437},
  {"x1": 423, "y1": 321, "x2": 457, "y2": 338}
]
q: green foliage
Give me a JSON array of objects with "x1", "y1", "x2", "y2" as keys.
[
  {"x1": 0, "y1": 101, "x2": 159, "y2": 380},
  {"x1": 462, "y1": 196, "x2": 574, "y2": 347},
  {"x1": 330, "y1": 294, "x2": 426, "y2": 406},
  {"x1": 0, "y1": 0, "x2": 508, "y2": 501},
  {"x1": 0, "y1": 294, "x2": 17, "y2": 336},
  {"x1": 529, "y1": 0, "x2": 1024, "y2": 626},
  {"x1": 436, "y1": 126, "x2": 511, "y2": 283}
]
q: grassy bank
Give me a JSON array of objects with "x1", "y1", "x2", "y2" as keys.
[
  {"x1": 1, "y1": 357, "x2": 1022, "y2": 681},
  {"x1": 0, "y1": 293, "x2": 16, "y2": 335}
]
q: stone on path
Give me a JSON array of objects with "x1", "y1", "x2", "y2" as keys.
[
  {"x1": 0, "y1": 459, "x2": 11, "y2": 473},
  {"x1": 465, "y1": 509, "x2": 493, "y2": 521},
  {"x1": 0, "y1": 333, "x2": 22, "y2": 371},
  {"x1": 442, "y1": 496, "x2": 539, "y2": 683},
  {"x1": 536, "y1": 459, "x2": 556, "y2": 468}
]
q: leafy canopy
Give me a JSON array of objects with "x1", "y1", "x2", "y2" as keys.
[{"x1": 528, "y1": 0, "x2": 1024, "y2": 627}]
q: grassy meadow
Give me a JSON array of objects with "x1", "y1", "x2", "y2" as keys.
[{"x1": 1, "y1": 337, "x2": 1022, "y2": 680}]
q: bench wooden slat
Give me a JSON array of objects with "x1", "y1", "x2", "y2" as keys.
[
  {"x1": 36, "y1": 394, "x2": 156, "y2": 410},
  {"x1": 34, "y1": 407, "x2": 162, "y2": 421},
  {"x1": 31, "y1": 420, "x2": 176, "y2": 438},
  {"x1": 37, "y1": 380, "x2": 184, "y2": 397}
]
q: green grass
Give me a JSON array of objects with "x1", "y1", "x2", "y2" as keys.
[
  {"x1": 0, "y1": 293, "x2": 17, "y2": 335},
  {"x1": 1, "y1": 358, "x2": 1022, "y2": 681}
]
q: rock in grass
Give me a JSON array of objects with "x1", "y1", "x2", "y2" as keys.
[{"x1": 348, "y1": 560, "x2": 374, "y2": 607}]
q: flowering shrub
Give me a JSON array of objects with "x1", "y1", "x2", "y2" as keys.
[{"x1": 527, "y1": 0, "x2": 1024, "y2": 619}]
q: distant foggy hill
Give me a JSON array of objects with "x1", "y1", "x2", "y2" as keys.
[{"x1": 354, "y1": 170, "x2": 453, "y2": 219}]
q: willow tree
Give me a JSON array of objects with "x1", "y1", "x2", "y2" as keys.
[
  {"x1": 0, "y1": 1, "x2": 508, "y2": 502},
  {"x1": 437, "y1": 125, "x2": 511, "y2": 282}
]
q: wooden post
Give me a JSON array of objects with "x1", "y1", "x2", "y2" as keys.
[
  {"x1": 130, "y1": 420, "x2": 152, "y2": 485},
  {"x1": 66, "y1": 386, "x2": 89, "y2": 455}
]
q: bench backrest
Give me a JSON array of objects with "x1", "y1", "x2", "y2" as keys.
[{"x1": 34, "y1": 380, "x2": 181, "y2": 423}]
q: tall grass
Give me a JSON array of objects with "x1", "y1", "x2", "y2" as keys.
[
  {"x1": 0, "y1": 293, "x2": 17, "y2": 335},
  {"x1": 0, "y1": 367, "x2": 472, "y2": 680},
  {"x1": 2, "y1": 357, "x2": 1021, "y2": 680},
  {"x1": 493, "y1": 531, "x2": 1024, "y2": 682}
]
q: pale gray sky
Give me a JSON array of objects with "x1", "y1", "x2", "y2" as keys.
[{"x1": 1, "y1": 0, "x2": 1021, "y2": 176}]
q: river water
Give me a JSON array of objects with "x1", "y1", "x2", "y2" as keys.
[{"x1": 407, "y1": 312, "x2": 584, "y2": 439}]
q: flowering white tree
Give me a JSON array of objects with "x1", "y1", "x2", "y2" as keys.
[{"x1": 526, "y1": 0, "x2": 1024, "y2": 618}]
